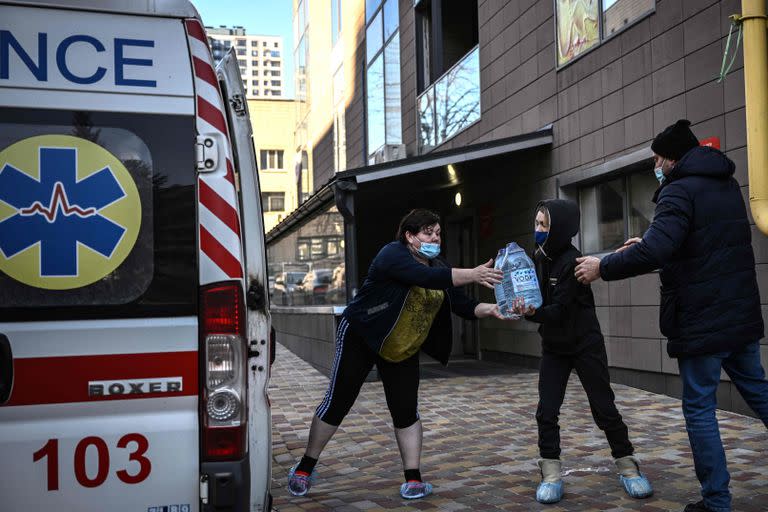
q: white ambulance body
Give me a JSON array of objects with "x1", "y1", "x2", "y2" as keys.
[{"x1": 0, "y1": 1, "x2": 272, "y2": 511}]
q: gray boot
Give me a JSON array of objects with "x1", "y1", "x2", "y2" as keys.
[
  {"x1": 535, "y1": 459, "x2": 564, "y2": 504},
  {"x1": 615, "y1": 455, "x2": 653, "y2": 499}
]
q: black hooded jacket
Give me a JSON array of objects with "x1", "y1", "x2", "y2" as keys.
[
  {"x1": 600, "y1": 146, "x2": 763, "y2": 357},
  {"x1": 526, "y1": 199, "x2": 603, "y2": 354}
]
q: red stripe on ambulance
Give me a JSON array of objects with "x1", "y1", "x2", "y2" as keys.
[
  {"x1": 185, "y1": 18, "x2": 245, "y2": 284},
  {"x1": 200, "y1": 225, "x2": 244, "y2": 278},
  {"x1": 200, "y1": 180, "x2": 241, "y2": 236},
  {"x1": 6, "y1": 351, "x2": 197, "y2": 406}
]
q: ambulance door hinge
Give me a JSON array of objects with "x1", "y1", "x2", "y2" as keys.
[
  {"x1": 196, "y1": 135, "x2": 219, "y2": 172},
  {"x1": 200, "y1": 474, "x2": 209, "y2": 505},
  {"x1": 229, "y1": 94, "x2": 246, "y2": 117}
]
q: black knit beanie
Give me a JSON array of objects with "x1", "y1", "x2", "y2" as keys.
[{"x1": 651, "y1": 119, "x2": 699, "y2": 161}]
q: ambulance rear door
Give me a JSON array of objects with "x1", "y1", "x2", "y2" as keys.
[
  {"x1": 0, "y1": 4, "x2": 201, "y2": 511},
  {"x1": 215, "y1": 47, "x2": 273, "y2": 512}
]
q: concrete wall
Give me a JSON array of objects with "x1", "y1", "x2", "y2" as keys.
[{"x1": 271, "y1": 309, "x2": 338, "y2": 376}]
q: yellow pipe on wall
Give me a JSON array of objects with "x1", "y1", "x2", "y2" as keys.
[{"x1": 742, "y1": 0, "x2": 768, "y2": 235}]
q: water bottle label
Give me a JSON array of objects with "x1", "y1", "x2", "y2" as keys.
[{"x1": 512, "y1": 268, "x2": 538, "y2": 293}]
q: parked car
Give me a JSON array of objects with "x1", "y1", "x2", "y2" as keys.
[
  {"x1": 272, "y1": 271, "x2": 306, "y2": 306},
  {"x1": 325, "y1": 264, "x2": 346, "y2": 304},
  {"x1": 296, "y1": 269, "x2": 333, "y2": 305}
]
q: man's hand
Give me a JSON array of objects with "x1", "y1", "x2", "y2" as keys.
[
  {"x1": 615, "y1": 237, "x2": 642, "y2": 253},
  {"x1": 575, "y1": 256, "x2": 601, "y2": 284},
  {"x1": 511, "y1": 296, "x2": 535, "y2": 317}
]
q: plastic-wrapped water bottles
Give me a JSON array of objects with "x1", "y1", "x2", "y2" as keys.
[
  {"x1": 505, "y1": 242, "x2": 542, "y2": 309},
  {"x1": 493, "y1": 248, "x2": 515, "y2": 318},
  {"x1": 493, "y1": 246, "x2": 518, "y2": 319}
]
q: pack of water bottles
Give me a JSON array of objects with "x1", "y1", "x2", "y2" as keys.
[{"x1": 494, "y1": 242, "x2": 543, "y2": 319}]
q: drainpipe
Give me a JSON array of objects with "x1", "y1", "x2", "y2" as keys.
[{"x1": 741, "y1": 0, "x2": 768, "y2": 235}]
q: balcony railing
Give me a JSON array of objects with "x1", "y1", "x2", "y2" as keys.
[{"x1": 417, "y1": 45, "x2": 481, "y2": 153}]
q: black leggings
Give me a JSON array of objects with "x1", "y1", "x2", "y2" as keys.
[
  {"x1": 536, "y1": 343, "x2": 634, "y2": 460},
  {"x1": 316, "y1": 317, "x2": 420, "y2": 429}
]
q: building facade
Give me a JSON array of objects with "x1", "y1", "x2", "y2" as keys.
[
  {"x1": 248, "y1": 99, "x2": 298, "y2": 233},
  {"x1": 206, "y1": 25, "x2": 285, "y2": 99},
  {"x1": 267, "y1": 0, "x2": 767, "y2": 415}
]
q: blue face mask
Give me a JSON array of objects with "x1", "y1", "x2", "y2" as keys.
[
  {"x1": 654, "y1": 159, "x2": 666, "y2": 185},
  {"x1": 417, "y1": 242, "x2": 441, "y2": 259},
  {"x1": 535, "y1": 231, "x2": 548, "y2": 246}
]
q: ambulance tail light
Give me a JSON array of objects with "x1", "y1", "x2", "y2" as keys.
[{"x1": 200, "y1": 282, "x2": 247, "y2": 461}]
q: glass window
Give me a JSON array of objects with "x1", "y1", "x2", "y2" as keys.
[
  {"x1": 266, "y1": 205, "x2": 346, "y2": 306},
  {"x1": 579, "y1": 170, "x2": 658, "y2": 254},
  {"x1": 383, "y1": 0, "x2": 398, "y2": 42},
  {"x1": 580, "y1": 177, "x2": 624, "y2": 254},
  {"x1": 237, "y1": 48, "x2": 246, "y2": 56},
  {"x1": 603, "y1": 0, "x2": 655, "y2": 38},
  {"x1": 260, "y1": 149, "x2": 284, "y2": 170},
  {"x1": 271, "y1": 80, "x2": 282, "y2": 86},
  {"x1": 236, "y1": 39, "x2": 246, "y2": 47},
  {"x1": 366, "y1": 54, "x2": 385, "y2": 155},
  {"x1": 252, "y1": 70, "x2": 258, "y2": 76},
  {"x1": 252, "y1": 80, "x2": 259, "y2": 86},
  {"x1": 434, "y1": 46, "x2": 480, "y2": 143},
  {"x1": 366, "y1": 10, "x2": 383, "y2": 64},
  {"x1": 261, "y1": 192, "x2": 285, "y2": 212},
  {"x1": 252, "y1": 40, "x2": 258, "y2": 47},
  {"x1": 384, "y1": 33, "x2": 402, "y2": 145},
  {"x1": 628, "y1": 171, "x2": 658, "y2": 239},
  {"x1": 0, "y1": 108, "x2": 196, "y2": 318},
  {"x1": 271, "y1": 50, "x2": 281, "y2": 57},
  {"x1": 366, "y1": 0, "x2": 380, "y2": 23},
  {"x1": 332, "y1": 0, "x2": 342, "y2": 46}
]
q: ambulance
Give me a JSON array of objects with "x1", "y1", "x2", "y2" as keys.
[{"x1": 0, "y1": 1, "x2": 273, "y2": 511}]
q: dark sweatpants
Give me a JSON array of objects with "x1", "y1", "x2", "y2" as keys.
[
  {"x1": 315, "y1": 317, "x2": 421, "y2": 429},
  {"x1": 536, "y1": 342, "x2": 634, "y2": 460}
]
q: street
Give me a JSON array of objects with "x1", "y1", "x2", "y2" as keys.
[{"x1": 270, "y1": 344, "x2": 768, "y2": 511}]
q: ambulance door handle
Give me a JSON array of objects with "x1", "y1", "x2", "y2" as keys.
[{"x1": 0, "y1": 334, "x2": 12, "y2": 405}]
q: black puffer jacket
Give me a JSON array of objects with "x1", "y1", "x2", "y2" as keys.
[
  {"x1": 526, "y1": 199, "x2": 603, "y2": 354},
  {"x1": 600, "y1": 146, "x2": 764, "y2": 357}
]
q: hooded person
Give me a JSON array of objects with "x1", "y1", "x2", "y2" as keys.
[
  {"x1": 574, "y1": 119, "x2": 768, "y2": 512},
  {"x1": 510, "y1": 199, "x2": 653, "y2": 504}
]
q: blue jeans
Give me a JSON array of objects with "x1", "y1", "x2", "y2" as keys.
[{"x1": 678, "y1": 341, "x2": 768, "y2": 512}]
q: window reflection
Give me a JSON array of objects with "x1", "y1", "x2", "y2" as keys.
[
  {"x1": 418, "y1": 46, "x2": 480, "y2": 151},
  {"x1": 267, "y1": 205, "x2": 346, "y2": 306},
  {"x1": 579, "y1": 170, "x2": 658, "y2": 254},
  {"x1": 366, "y1": 11, "x2": 383, "y2": 65},
  {"x1": 384, "y1": 33, "x2": 402, "y2": 145},
  {"x1": 366, "y1": 54, "x2": 385, "y2": 155}
]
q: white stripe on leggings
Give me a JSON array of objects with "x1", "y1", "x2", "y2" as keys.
[{"x1": 317, "y1": 317, "x2": 349, "y2": 419}]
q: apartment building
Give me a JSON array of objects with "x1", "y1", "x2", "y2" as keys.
[
  {"x1": 206, "y1": 25, "x2": 285, "y2": 99},
  {"x1": 248, "y1": 99, "x2": 298, "y2": 233},
  {"x1": 266, "y1": 0, "x2": 767, "y2": 417}
]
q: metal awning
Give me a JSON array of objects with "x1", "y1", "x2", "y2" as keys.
[{"x1": 337, "y1": 126, "x2": 553, "y2": 184}]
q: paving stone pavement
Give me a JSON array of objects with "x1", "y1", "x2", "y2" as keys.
[{"x1": 269, "y1": 343, "x2": 768, "y2": 511}]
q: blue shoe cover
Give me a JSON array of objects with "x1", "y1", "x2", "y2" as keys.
[
  {"x1": 400, "y1": 480, "x2": 433, "y2": 499},
  {"x1": 620, "y1": 473, "x2": 653, "y2": 499},
  {"x1": 536, "y1": 480, "x2": 564, "y2": 504},
  {"x1": 287, "y1": 464, "x2": 316, "y2": 497}
]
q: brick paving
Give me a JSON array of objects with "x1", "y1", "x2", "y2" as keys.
[{"x1": 269, "y1": 343, "x2": 768, "y2": 511}]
